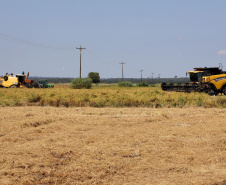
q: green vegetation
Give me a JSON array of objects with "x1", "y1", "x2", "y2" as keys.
[
  {"x1": 137, "y1": 82, "x2": 149, "y2": 87},
  {"x1": 88, "y1": 72, "x2": 100, "y2": 84},
  {"x1": 71, "y1": 78, "x2": 92, "y2": 89},
  {"x1": 118, "y1": 81, "x2": 133, "y2": 87},
  {"x1": 0, "y1": 86, "x2": 225, "y2": 108}
]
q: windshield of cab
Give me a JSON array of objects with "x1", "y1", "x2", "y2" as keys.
[{"x1": 189, "y1": 72, "x2": 203, "y2": 82}]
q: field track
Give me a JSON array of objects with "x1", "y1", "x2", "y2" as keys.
[{"x1": 0, "y1": 107, "x2": 226, "y2": 184}]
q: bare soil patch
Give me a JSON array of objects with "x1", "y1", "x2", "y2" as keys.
[{"x1": 0, "y1": 107, "x2": 225, "y2": 185}]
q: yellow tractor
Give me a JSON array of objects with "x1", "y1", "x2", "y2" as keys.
[{"x1": 0, "y1": 73, "x2": 26, "y2": 88}]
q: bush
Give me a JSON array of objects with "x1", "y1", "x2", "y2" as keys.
[
  {"x1": 88, "y1": 72, "x2": 100, "y2": 83},
  {"x1": 150, "y1": 84, "x2": 156, "y2": 87},
  {"x1": 118, "y1": 81, "x2": 133, "y2": 87},
  {"x1": 71, "y1": 78, "x2": 92, "y2": 89},
  {"x1": 137, "y1": 82, "x2": 149, "y2": 87}
]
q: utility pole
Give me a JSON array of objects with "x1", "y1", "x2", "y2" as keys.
[
  {"x1": 119, "y1": 62, "x2": 125, "y2": 81},
  {"x1": 151, "y1": 73, "x2": 155, "y2": 83},
  {"x1": 158, "y1": 74, "x2": 161, "y2": 83},
  {"x1": 76, "y1": 45, "x2": 86, "y2": 78},
  {"x1": 140, "y1": 70, "x2": 144, "y2": 82}
]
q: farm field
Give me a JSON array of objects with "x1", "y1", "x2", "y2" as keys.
[
  {"x1": 0, "y1": 86, "x2": 226, "y2": 108},
  {"x1": 0, "y1": 106, "x2": 225, "y2": 185}
]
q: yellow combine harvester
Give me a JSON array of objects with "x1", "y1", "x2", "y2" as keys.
[
  {"x1": 162, "y1": 65, "x2": 226, "y2": 96},
  {"x1": 0, "y1": 73, "x2": 26, "y2": 88},
  {"x1": 0, "y1": 72, "x2": 52, "y2": 88}
]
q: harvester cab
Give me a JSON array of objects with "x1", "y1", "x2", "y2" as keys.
[
  {"x1": 0, "y1": 73, "x2": 26, "y2": 88},
  {"x1": 187, "y1": 70, "x2": 203, "y2": 83}
]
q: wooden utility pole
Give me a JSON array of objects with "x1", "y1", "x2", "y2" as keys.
[
  {"x1": 151, "y1": 72, "x2": 155, "y2": 83},
  {"x1": 119, "y1": 62, "x2": 125, "y2": 81},
  {"x1": 140, "y1": 70, "x2": 144, "y2": 82},
  {"x1": 76, "y1": 45, "x2": 86, "y2": 78}
]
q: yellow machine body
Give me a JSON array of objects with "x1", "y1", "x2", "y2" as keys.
[
  {"x1": 0, "y1": 74, "x2": 26, "y2": 88},
  {"x1": 203, "y1": 74, "x2": 226, "y2": 91}
]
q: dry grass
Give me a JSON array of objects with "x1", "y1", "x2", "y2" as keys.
[
  {"x1": 0, "y1": 86, "x2": 225, "y2": 108},
  {"x1": 0, "y1": 107, "x2": 225, "y2": 184}
]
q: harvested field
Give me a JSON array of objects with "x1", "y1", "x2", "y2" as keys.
[{"x1": 0, "y1": 107, "x2": 226, "y2": 185}]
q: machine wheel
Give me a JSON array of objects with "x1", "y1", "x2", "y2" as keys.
[
  {"x1": 208, "y1": 88, "x2": 218, "y2": 96},
  {"x1": 208, "y1": 89, "x2": 215, "y2": 96},
  {"x1": 207, "y1": 84, "x2": 219, "y2": 96},
  {"x1": 223, "y1": 86, "x2": 226, "y2": 95},
  {"x1": 10, "y1": 85, "x2": 18, "y2": 88},
  {"x1": 25, "y1": 83, "x2": 31, "y2": 88},
  {"x1": 34, "y1": 83, "x2": 39, "y2": 88}
]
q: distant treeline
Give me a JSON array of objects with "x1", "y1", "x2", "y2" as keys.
[
  {"x1": 29, "y1": 77, "x2": 190, "y2": 84},
  {"x1": 100, "y1": 78, "x2": 189, "y2": 84}
]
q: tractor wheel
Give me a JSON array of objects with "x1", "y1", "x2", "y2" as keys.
[
  {"x1": 25, "y1": 83, "x2": 30, "y2": 88},
  {"x1": 10, "y1": 85, "x2": 18, "y2": 88},
  {"x1": 34, "y1": 83, "x2": 39, "y2": 88}
]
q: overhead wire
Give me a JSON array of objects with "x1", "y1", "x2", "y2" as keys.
[
  {"x1": 0, "y1": 33, "x2": 74, "y2": 50},
  {"x1": 85, "y1": 48, "x2": 141, "y2": 77},
  {"x1": 0, "y1": 33, "x2": 140, "y2": 77},
  {"x1": 84, "y1": 49, "x2": 138, "y2": 78},
  {"x1": 0, "y1": 33, "x2": 78, "y2": 77},
  {"x1": 0, "y1": 33, "x2": 124, "y2": 65},
  {"x1": 85, "y1": 49, "x2": 113, "y2": 65}
]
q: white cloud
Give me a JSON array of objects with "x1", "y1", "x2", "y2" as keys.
[{"x1": 217, "y1": 50, "x2": 226, "y2": 55}]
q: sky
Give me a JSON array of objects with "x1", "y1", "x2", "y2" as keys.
[{"x1": 0, "y1": 0, "x2": 226, "y2": 78}]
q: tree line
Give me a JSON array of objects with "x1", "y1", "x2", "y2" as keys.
[{"x1": 29, "y1": 77, "x2": 189, "y2": 84}]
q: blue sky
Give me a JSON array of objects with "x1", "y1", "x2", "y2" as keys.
[{"x1": 0, "y1": 0, "x2": 226, "y2": 78}]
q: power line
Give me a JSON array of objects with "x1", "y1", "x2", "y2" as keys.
[
  {"x1": 86, "y1": 49, "x2": 107, "y2": 63},
  {"x1": 85, "y1": 49, "x2": 117, "y2": 66},
  {"x1": 0, "y1": 33, "x2": 73, "y2": 49}
]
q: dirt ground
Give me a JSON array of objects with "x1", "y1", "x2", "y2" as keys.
[{"x1": 0, "y1": 107, "x2": 225, "y2": 185}]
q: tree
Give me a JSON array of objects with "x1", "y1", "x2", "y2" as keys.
[{"x1": 88, "y1": 72, "x2": 100, "y2": 83}]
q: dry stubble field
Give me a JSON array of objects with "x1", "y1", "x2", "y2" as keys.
[{"x1": 0, "y1": 106, "x2": 225, "y2": 185}]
